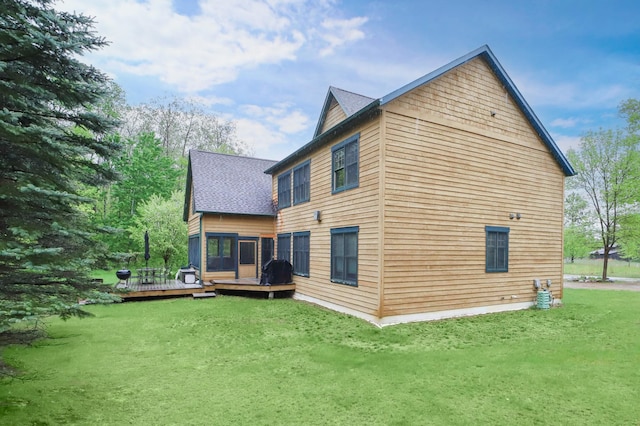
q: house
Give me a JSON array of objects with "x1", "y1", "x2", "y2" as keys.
[
  {"x1": 183, "y1": 151, "x2": 277, "y2": 283},
  {"x1": 184, "y1": 45, "x2": 574, "y2": 326}
]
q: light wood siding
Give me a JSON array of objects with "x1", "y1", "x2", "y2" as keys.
[
  {"x1": 186, "y1": 182, "x2": 200, "y2": 236},
  {"x1": 381, "y1": 57, "x2": 565, "y2": 316},
  {"x1": 199, "y1": 214, "x2": 275, "y2": 282},
  {"x1": 321, "y1": 99, "x2": 348, "y2": 134},
  {"x1": 275, "y1": 120, "x2": 381, "y2": 317}
]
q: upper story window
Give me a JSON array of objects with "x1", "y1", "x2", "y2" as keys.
[
  {"x1": 486, "y1": 226, "x2": 509, "y2": 273},
  {"x1": 332, "y1": 134, "x2": 359, "y2": 193},
  {"x1": 293, "y1": 160, "x2": 310, "y2": 205},
  {"x1": 277, "y1": 171, "x2": 291, "y2": 209}
]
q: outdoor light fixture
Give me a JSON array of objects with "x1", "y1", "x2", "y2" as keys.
[
  {"x1": 546, "y1": 279, "x2": 552, "y2": 288},
  {"x1": 516, "y1": 213, "x2": 522, "y2": 220},
  {"x1": 509, "y1": 213, "x2": 515, "y2": 219},
  {"x1": 313, "y1": 210, "x2": 321, "y2": 222},
  {"x1": 533, "y1": 279, "x2": 541, "y2": 289}
]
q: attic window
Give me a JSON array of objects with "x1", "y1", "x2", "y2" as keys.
[{"x1": 332, "y1": 133, "x2": 359, "y2": 193}]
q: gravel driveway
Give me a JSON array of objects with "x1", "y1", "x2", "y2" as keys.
[{"x1": 563, "y1": 275, "x2": 640, "y2": 292}]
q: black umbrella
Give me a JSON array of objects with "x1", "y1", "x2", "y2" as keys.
[{"x1": 144, "y1": 230, "x2": 150, "y2": 268}]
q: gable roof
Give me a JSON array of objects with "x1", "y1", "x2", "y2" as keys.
[
  {"x1": 266, "y1": 45, "x2": 575, "y2": 177},
  {"x1": 313, "y1": 86, "x2": 376, "y2": 138},
  {"x1": 183, "y1": 150, "x2": 277, "y2": 221}
]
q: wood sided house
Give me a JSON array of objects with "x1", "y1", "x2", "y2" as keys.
[{"x1": 183, "y1": 45, "x2": 575, "y2": 326}]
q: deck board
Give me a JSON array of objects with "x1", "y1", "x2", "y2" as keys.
[
  {"x1": 212, "y1": 278, "x2": 295, "y2": 296},
  {"x1": 115, "y1": 279, "x2": 206, "y2": 299},
  {"x1": 114, "y1": 278, "x2": 294, "y2": 300}
]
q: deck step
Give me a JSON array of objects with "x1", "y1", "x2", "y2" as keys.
[{"x1": 193, "y1": 292, "x2": 216, "y2": 299}]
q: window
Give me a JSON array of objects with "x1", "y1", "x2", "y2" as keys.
[
  {"x1": 239, "y1": 241, "x2": 256, "y2": 265},
  {"x1": 331, "y1": 227, "x2": 358, "y2": 286},
  {"x1": 293, "y1": 232, "x2": 310, "y2": 277},
  {"x1": 486, "y1": 226, "x2": 509, "y2": 272},
  {"x1": 293, "y1": 161, "x2": 311, "y2": 205},
  {"x1": 206, "y1": 234, "x2": 236, "y2": 271},
  {"x1": 277, "y1": 233, "x2": 291, "y2": 263},
  {"x1": 188, "y1": 235, "x2": 200, "y2": 269},
  {"x1": 332, "y1": 134, "x2": 359, "y2": 193},
  {"x1": 261, "y1": 238, "x2": 274, "y2": 266},
  {"x1": 278, "y1": 171, "x2": 291, "y2": 209}
]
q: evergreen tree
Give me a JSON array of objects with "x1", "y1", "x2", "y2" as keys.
[{"x1": 0, "y1": 0, "x2": 121, "y2": 330}]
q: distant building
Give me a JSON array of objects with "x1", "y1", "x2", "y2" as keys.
[{"x1": 589, "y1": 245, "x2": 625, "y2": 261}]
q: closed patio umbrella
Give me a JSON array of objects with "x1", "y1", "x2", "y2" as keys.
[{"x1": 144, "y1": 230, "x2": 150, "y2": 268}]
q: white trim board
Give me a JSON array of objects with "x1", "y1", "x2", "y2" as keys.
[{"x1": 293, "y1": 292, "x2": 561, "y2": 327}]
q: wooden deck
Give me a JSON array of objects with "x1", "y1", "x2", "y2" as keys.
[
  {"x1": 212, "y1": 278, "x2": 296, "y2": 299},
  {"x1": 115, "y1": 279, "x2": 208, "y2": 300},
  {"x1": 114, "y1": 278, "x2": 295, "y2": 300}
]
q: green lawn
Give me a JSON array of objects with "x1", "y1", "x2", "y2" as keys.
[
  {"x1": 90, "y1": 269, "x2": 120, "y2": 285},
  {"x1": 1, "y1": 291, "x2": 639, "y2": 425},
  {"x1": 564, "y1": 258, "x2": 640, "y2": 279}
]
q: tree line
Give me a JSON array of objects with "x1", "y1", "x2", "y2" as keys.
[{"x1": 87, "y1": 86, "x2": 248, "y2": 270}]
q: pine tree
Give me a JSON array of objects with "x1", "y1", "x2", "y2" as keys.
[{"x1": 0, "y1": 0, "x2": 121, "y2": 330}]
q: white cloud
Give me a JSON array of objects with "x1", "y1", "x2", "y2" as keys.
[
  {"x1": 512, "y1": 72, "x2": 627, "y2": 110},
  {"x1": 59, "y1": 0, "x2": 368, "y2": 93},
  {"x1": 550, "y1": 117, "x2": 581, "y2": 128},
  {"x1": 319, "y1": 17, "x2": 369, "y2": 56},
  {"x1": 234, "y1": 102, "x2": 311, "y2": 159},
  {"x1": 187, "y1": 94, "x2": 235, "y2": 107},
  {"x1": 552, "y1": 134, "x2": 582, "y2": 155},
  {"x1": 235, "y1": 117, "x2": 295, "y2": 160},
  {"x1": 240, "y1": 103, "x2": 310, "y2": 134}
]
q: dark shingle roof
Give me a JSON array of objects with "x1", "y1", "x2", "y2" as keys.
[
  {"x1": 330, "y1": 86, "x2": 375, "y2": 117},
  {"x1": 313, "y1": 86, "x2": 376, "y2": 138},
  {"x1": 186, "y1": 150, "x2": 277, "y2": 218}
]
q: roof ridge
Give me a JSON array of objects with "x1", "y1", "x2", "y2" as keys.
[
  {"x1": 329, "y1": 86, "x2": 374, "y2": 100},
  {"x1": 190, "y1": 149, "x2": 277, "y2": 164}
]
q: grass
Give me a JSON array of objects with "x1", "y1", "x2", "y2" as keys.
[
  {"x1": 1, "y1": 291, "x2": 639, "y2": 425},
  {"x1": 564, "y1": 258, "x2": 640, "y2": 279},
  {"x1": 89, "y1": 269, "x2": 119, "y2": 285}
]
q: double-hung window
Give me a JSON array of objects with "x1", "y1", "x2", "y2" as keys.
[
  {"x1": 293, "y1": 231, "x2": 310, "y2": 277},
  {"x1": 331, "y1": 227, "x2": 358, "y2": 286},
  {"x1": 206, "y1": 234, "x2": 236, "y2": 271},
  {"x1": 332, "y1": 134, "x2": 359, "y2": 193},
  {"x1": 278, "y1": 171, "x2": 291, "y2": 209},
  {"x1": 293, "y1": 161, "x2": 310, "y2": 205},
  {"x1": 486, "y1": 226, "x2": 509, "y2": 272},
  {"x1": 277, "y1": 233, "x2": 291, "y2": 263}
]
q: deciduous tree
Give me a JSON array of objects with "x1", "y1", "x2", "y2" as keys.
[
  {"x1": 567, "y1": 125, "x2": 640, "y2": 280},
  {"x1": 131, "y1": 191, "x2": 187, "y2": 273},
  {"x1": 563, "y1": 193, "x2": 595, "y2": 262},
  {"x1": 119, "y1": 95, "x2": 247, "y2": 159}
]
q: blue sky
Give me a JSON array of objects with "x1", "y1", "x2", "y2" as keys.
[{"x1": 59, "y1": 0, "x2": 640, "y2": 160}]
